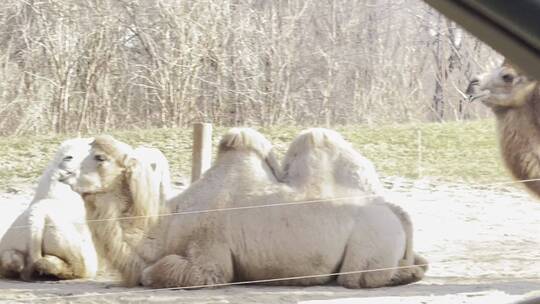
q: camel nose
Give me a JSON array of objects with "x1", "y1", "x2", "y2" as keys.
[{"x1": 465, "y1": 76, "x2": 480, "y2": 95}]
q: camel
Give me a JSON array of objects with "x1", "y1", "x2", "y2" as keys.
[
  {"x1": 62, "y1": 135, "x2": 165, "y2": 286},
  {"x1": 0, "y1": 139, "x2": 174, "y2": 281},
  {"x1": 64, "y1": 129, "x2": 426, "y2": 289},
  {"x1": 467, "y1": 60, "x2": 540, "y2": 198},
  {"x1": 280, "y1": 128, "x2": 426, "y2": 277},
  {"x1": 280, "y1": 128, "x2": 385, "y2": 195},
  {"x1": 134, "y1": 146, "x2": 175, "y2": 202},
  {"x1": 0, "y1": 138, "x2": 98, "y2": 280}
]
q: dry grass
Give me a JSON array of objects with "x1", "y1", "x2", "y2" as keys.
[{"x1": 0, "y1": 120, "x2": 511, "y2": 191}]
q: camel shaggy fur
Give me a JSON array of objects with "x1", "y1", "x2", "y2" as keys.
[
  {"x1": 281, "y1": 128, "x2": 427, "y2": 277},
  {"x1": 63, "y1": 136, "x2": 165, "y2": 286},
  {"x1": 280, "y1": 128, "x2": 385, "y2": 195},
  {"x1": 467, "y1": 60, "x2": 540, "y2": 198},
  {"x1": 0, "y1": 138, "x2": 98, "y2": 280},
  {"x1": 36, "y1": 139, "x2": 173, "y2": 285},
  {"x1": 134, "y1": 146, "x2": 174, "y2": 202},
  {"x1": 66, "y1": 129, "x2": 426, "y2": 289}
]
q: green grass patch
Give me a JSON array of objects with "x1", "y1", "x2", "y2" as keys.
[{"x1": 0, "y1": 120, "x2": 511, "y2": 190}]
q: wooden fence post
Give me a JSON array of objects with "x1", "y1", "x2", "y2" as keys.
[{"x1": 191, "y1": 123, "x2": 213, "y2": 182}]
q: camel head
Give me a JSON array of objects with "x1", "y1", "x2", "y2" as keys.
[
  {"x1": 32, "y1": 138, "x2": 93, "y2": 202},
  {"x1": 63, "y1": 135, "x2": 161, "y2": 225},
  {"x1": 50, "y1": 138, "x2": 93, "y2": 183},
  {"x1": 466, "y1": 60, "x2": 538, "y2": 110},
  {"x1": 216, "y1": 128, "x2": 281, "y2": 181},
  {"x1": 64, "y1": 135, "x2": 133, "y2": 194}
]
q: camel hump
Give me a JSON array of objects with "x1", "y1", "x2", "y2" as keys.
[{"x1": 218, "y1": 128, "x2": 273, "y2": 158}]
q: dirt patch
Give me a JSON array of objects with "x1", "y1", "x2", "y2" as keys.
[{"x1": 0, "y1": 178, "x2": 538, "y2": 303}]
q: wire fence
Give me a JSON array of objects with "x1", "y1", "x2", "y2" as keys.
[
  {"x1": 28, "y1": 263, "x2": 431, "y2": 301},
  {"x1": 4, "y1": 176, "x2": 540, "y2": 231},
  {"x1": 7, "y1": 194, "x2": 380, "y2": 230},
  {"x1": 0, "y1": 130, "x2": 539, "y2": 302},
  {"x1": 0, "y1": 176, "x2": 538, "y2": 301}
]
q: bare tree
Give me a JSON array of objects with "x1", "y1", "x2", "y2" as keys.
[{"x1": 0, "y1": 0, "x2": 501, "y2": 136}]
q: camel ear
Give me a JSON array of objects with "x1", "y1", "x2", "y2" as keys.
[
  {"x1": 124, "y1": 154, "x2": 161, "y2": 227},
  {"x1": 122, "y1": 153, "x2": 138, "y2": 169}
]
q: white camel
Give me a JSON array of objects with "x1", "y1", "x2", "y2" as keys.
[
  {"x1": 134, "y1": 146, "x2": 175, "y2": 202},
  {"x1": 280, "y1": 128, "x2": 385, "y2": 195},
  {"x1": 62, "y1": 135, "x2": 165, "y2": 286},
  {"x1": 64, "y1": 129, "x2": 426, "y2": 288},
  {"x1": 0, "y1": 139, "x2": 175, "y2": 281},
  {"x1": 280, "y1": 128, "x2": 427, "y2": 283},
  {"x1": 0, "y1": 138, "x2": 98, "y2": 280}
]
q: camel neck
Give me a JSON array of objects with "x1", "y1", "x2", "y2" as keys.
[{"x1": 495, "y1": 85, "x2": 540, "y2": 181}]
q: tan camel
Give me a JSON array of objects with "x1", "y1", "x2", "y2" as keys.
[{"x1": 467, "y1": 60, "x2": 540, "y2": 198}]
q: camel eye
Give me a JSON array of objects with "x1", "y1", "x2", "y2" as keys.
[
  {"x1": 94, "y1": 154, "x2": 107, "y2": 162},
  {"x1": 63, "y1": 156, "x2": 73, "y2": 162},
  {"x1": 502, "y1": 73, "x2": 514, "y2": 83}
]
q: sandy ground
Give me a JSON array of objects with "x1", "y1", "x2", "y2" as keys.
[{"x1": 0, "y1": 178, "x2": 539, "y2": 304}]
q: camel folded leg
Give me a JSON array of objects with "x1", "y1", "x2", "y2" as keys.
[
  {"x1": 141, "y1": 243, "x2": 233, "y2": 289},
  {"x1": 337, "y1": 222, "x2": 403, "y2": 288},
  {"x1": 390, "y1": 254, "x2": 428, "y2": 286},
  {"x1": 0, "y1": 250, "x2": 25, "y2": 278},
  {"x1": 31, "y1": 255, "x2": 77, "y2": 280},
  {"x1": 337, "y1": 252, "x2": 397, "y2": 288}
]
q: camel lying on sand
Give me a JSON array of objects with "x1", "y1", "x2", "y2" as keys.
[
  {"x1": 63, "y1": 129, "x2": 427, "y2": 288},
  {"x1": 0, "y1": 138, "x2": 98, "y2": 280},
  {"x1": 0, "y1": 139, "x2": 174, "y2": 281}
]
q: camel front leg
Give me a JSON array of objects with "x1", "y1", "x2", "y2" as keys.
[
  {"x1": 0, "y1": 250, "x2": 25, "y2": 279},
  {"x1": 141, "y1": 243, "x2": 233, "y2": 288},
  {"x1": 32, "y1": 255, "x2": 77, "y2": 279}
]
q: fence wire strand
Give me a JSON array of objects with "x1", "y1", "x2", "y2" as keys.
[
  {"x1": 6, "y1": 194, "x2": 380, "y2": 230},
  {"x1": 5, "y1": 177, "x2": 540, "y2": 232},
  {"x1": 0, "y1": 176, "x2": 536, "y2": 301},
  {"x1": 28, "y1": 263, "x2": 430, "y2": 301},
  {"x1": 1, "y1": 131, "x2": 539, "y2": 301}
]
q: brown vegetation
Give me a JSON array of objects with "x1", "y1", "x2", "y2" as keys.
[{"x1": 0, "y1": 0, "x2": 499, "y2": 135}]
